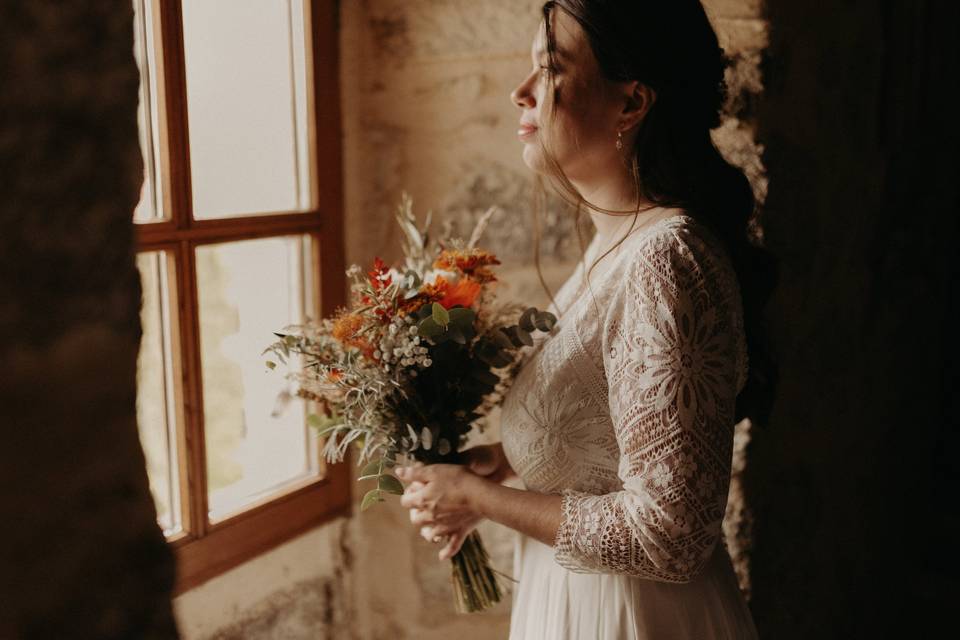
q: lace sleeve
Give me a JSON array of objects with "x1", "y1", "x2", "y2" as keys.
[{"x1": 553, "y1": 228, "x2": 742, "y2": 583}]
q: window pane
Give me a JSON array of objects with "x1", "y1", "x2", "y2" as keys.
[
  {"x1": 182, "y1": 0, "x2": 313, "y2": 219},
  {"x1": 196, "y1": 236, "x2": 318, "y2": 520},
  {"x1": 133, "y1": 0, "x2": 165, "y2": 222},
  {"x1": 136, "y1": 252, "x2": 182, "y2": 535}
]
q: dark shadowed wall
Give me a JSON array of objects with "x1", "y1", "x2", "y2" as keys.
[
  {"x1": 0, "y1": 2, "x2": 179, "y2": 638},
  {"x1": 748, "y1": 1, "x2": 959, "y2": 637}
]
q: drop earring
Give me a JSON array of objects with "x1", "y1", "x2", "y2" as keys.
[{"x1": 616, "y1": 130, "x2": 624, "y2": 151}]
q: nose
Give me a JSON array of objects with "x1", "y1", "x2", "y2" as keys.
[{"x1": 510, "y1": 70, "x2": 537, "y2": 109}]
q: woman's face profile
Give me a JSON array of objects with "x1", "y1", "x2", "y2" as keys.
[{"x1": 510, "y1": 10, "x2": 628, "y2": 184}]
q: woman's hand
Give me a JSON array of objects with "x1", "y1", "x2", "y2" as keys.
[
  {"x1": 398, "y1": 464, "x2": 485, "y2": 561},
  {"x1": 461, "y1": 443, "x2": 516, "y2": 484}
]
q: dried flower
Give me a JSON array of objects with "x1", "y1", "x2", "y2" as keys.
[{"x1": 434, "y1": 249, "x2": 501, "y2": 283}]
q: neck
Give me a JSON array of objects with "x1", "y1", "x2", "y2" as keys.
[{"x1": 571, "y1": 171, "x2": 660, "y2": 248}]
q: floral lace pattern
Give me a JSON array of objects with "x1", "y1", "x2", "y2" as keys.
[{"x1": 500, "y1": 215, "x2": 747, "y2": 584}]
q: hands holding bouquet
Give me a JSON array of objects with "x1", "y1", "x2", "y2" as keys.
[
  {"x1": 400, "y1": 443, "x2": 515, "y2": 561},
  {"x1": 265, "y1": 196, "x2": 554, "y2": 612}
]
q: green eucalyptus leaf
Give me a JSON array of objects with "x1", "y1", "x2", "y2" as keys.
[
  {"x1": 516, "y1": 328, "x2": 534, "y2": 347},
  {"x1": 492, "y1": 329, "x2": 514, "y2": 350},
  {"x1": 417, "y1": 317, "x2": 442, "y2": 338},
  {"x1": 437, "y1": 438, "x2": 452, "y2": 456},
  {"x1": 359, "y1": 459, "x2": 382, "y2": 478},
  {"x1": 361, "y1": 489, "x2": 382, "y2": 512},
  {"x1": 489, "y1": 351, "x2": 513, "y2": 368},
  {"x1": 448, "y1": 325, "x2": 466, "y2": 344},
  {"x1": 534, "y1": 310, "x2": 557, "y2": 331},
  {"x1": 432, "y1": 302, "x2": 450, "y2": 327},
  {"x1": 378, "y1": 474, "x2": 405, "y2": 495},
  {"x1": 307, "y1": 414, "x2": 324, "y2": 427},
  {"x1": 448, "y1": 307, "x2": 476, "y2": 329},
  {"x1": 519, "y1": 308, "x2": 537, "y2": 332},
  {"x1": 505, "y1": 326, "x2": 525, "y2": 348},
  {"x1": 265, "y1": 360, "x2": 277, "y2": 370}
]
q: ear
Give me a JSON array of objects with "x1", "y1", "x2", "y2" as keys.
[{"x1": 619, "y1": 81, "x2": 657, "y2": 131}]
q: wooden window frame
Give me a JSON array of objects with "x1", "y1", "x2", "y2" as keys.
[{"x1": 135, "y1": 0, "x2": 351, "y2": 594}]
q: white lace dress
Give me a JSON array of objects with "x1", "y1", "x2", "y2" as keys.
[{"x1": 500, "y1": 213, "x2": 759, "y2": 639}]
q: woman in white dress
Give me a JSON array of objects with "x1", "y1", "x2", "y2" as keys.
[{"x1": 398, "y1": 2, "x2": 769, "y2": 637}]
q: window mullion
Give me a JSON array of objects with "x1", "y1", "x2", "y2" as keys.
[
  {"x1": 156, "y1": 0, "x2": 195, "y2": 230},
  {"x1": 176, "y1": 239, "x2": 209, "y2": 537}
]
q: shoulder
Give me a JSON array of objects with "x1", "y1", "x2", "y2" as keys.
[{"x1": 621, "y1": 213, "x2": 735, "y2": 294}]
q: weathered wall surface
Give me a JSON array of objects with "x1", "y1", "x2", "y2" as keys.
[
  {"x1": 174, "y1": 522, "x2": 354, "y2": 640},
  {"x1": 0, "y1": 2, "x2": 179, "y2": 638},
  {"x1": 748, "y1": 1, "x2": 959, "y2": 637}
]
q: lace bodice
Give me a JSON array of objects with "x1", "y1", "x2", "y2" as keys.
[{"x1": 500, "y1": 214, "x2": 747, "y2": 583}]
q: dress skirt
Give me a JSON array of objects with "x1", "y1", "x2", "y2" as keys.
[{"x1": 508, "y1": 535, "x2": 759, "y2": 640}]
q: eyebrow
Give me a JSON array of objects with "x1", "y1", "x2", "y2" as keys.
[{"x1": 533, "y1": 45, "x2": 568, "y2": 62}]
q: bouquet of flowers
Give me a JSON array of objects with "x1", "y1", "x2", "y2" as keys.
[{"x1": 264, "y1": 195, "x2": 556, "y2": 613}]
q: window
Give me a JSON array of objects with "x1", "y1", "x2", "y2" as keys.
[{"x1": 132, "y1": 0, "x2": 349, "y2": 593}]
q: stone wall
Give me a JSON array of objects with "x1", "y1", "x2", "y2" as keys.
[
  {"x1": 748, "y1": 1, "x2": 959, "y2": 637},
  {"x1": 0, "y1": 2, "x2": 179, "y2": 638}
]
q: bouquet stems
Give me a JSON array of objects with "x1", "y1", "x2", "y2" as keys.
[{"x1": 450, "y1": 530, "x2": 504, "y2": 613}]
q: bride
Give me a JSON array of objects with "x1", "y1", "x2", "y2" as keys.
[{"x1": 397, "y1": 1, "x2": 767, "y2": 637}]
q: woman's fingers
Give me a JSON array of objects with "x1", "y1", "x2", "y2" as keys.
[
  {"x1": 401, "y1": 491, "x2": 435, "y2": 512},
  {"x1": 438, "y1": 529, "x2": 468, "y2": 561},
  {"x1": 409, "y1": 507, "x2": 435, "y2": 526},
  {"x1": 399, "y1": 485, "x2": 422, "y2": 509}
]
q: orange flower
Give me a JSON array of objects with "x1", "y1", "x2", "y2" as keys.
[
  {"x1": 332, "y1": 313, "x2": 370, "y2": 352},
  {"x1": 438, "y1": 278, "x2": 481, "y2": 309},
  {"x1": 398, "y1": 277, "x2": 448, "y2": 316},
  {"x1": 434, "y1": 249, "x2": 501, "y2": 283}
]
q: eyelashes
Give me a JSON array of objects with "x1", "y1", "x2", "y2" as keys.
[{"x1": 538, "y1": 64, "x2": 561, "y2": 80}]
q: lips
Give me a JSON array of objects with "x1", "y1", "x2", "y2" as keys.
[{"x1": 518, "y1": 122, "x2": 539, "y2": 139}]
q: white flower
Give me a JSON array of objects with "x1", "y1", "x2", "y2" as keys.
[
  {"x1": 583, "y1": 511, "x2": 603, "y2": 536},
  {"x1": 632, "y1": 288, "x2": 732, "y2": 431},
  {"x1": 675, "y1": 452, "x2": 698, "y2": 479},
  {"x1": 695, "y1": 472, "x2": 715, "y2": 498},
  {"x1": 651, "y1": 462, "x2": 673, "y2": 489}
]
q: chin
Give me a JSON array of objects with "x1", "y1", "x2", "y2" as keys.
[{"x1": 521, "y1": 143, "x2": 548, "y2": 175}]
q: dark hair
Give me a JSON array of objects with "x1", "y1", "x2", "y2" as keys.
[{"x1": 541, "y1": 0, "x2": 777, "y2": 424}]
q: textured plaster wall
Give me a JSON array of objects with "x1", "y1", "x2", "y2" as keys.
[
  {"x1": 0, "y1": 2, "x2": 179, "y2": 638},
  {"x1": 747, "y1": 1, "x2": 959, "y2": 637},
  {"x1": 174, "y1": 522, "x2": 354, "y2": 639}
]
